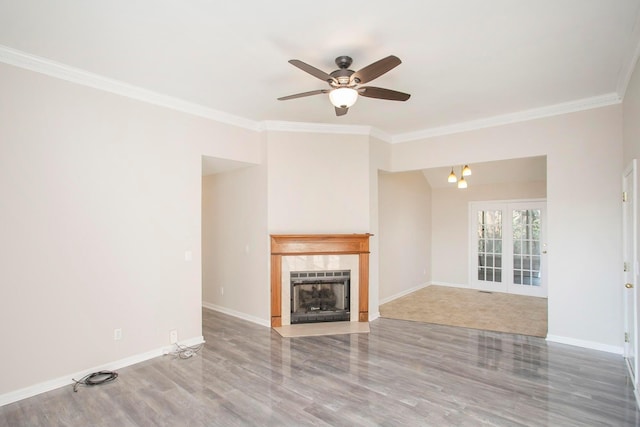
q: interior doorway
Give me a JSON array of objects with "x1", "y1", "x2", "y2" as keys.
[
  {"x1": 377, "y1": 156, "x2": 548, "y2": 335},
  {"x1": 200, "y1": 155, "x2": 264, "y2": 321}
]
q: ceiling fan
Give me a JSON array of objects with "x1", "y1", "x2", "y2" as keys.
[{"x1": 277, "y1": 55, "x2": 411, "y2": 116}]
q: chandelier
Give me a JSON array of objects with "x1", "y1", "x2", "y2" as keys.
[{"x1": 447, "y1": 165, "x2": 472, "y2": 189}]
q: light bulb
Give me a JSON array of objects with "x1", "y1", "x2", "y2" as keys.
[
  {"x1": 329, "y1": 87, "x2": 358, "y2": 108},
  {"x1": 448, "y1": 168, "x2": 457, "y2": 183}
]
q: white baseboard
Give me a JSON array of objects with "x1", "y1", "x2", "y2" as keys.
[
  {"x1": 378, "y1": 281, "x2": 473, "y2": 306},
  {"x1": 0, "y1": 335, "x2": 205, "y2": 407},
  {"x1": 379, "y1": 282, "x2": 430, "y2": 305},
  {"x1": 369, "y1": 311, "x2": 380, "y2": 321},
  {"x1": 202, "y1": 302, "x2": 270, "y2": 328},
  {"x1": 430, "y1": 281, "x2": 472, "y2": 289},
  {"x1": 546, "y1": 334, "x2": 624, "y2": 355}
]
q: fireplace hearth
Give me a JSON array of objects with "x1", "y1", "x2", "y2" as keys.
[{"x1": 290, "y1": 270, "x2": 350, "y2": 324}]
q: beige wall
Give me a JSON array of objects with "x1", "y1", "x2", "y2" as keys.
[
  {"x1": 367, "y1": 137, "x2": 392, "y2": 316},
  {"x1": 0, "y1": 63, "x2": 262, "y2": 397},
  {"x1": 624, "y1": 57, "x2": 640, "y2": 164},
  {"x1": 390, "y1": 106, "x2": 623, "y2": 349},
  {"x1": 431, "y1": 181, "x2": 547, "y2": 287},
  {"x1": 378, "y1": 171, "x2": 432, "y2": 303},
  {"x1": 266, "y1": 131, "x2": 371, "y2": 234}
]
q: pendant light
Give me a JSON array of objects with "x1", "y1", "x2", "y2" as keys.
[
  {"x1": 457, "y1": 176, "x2": 468, "y2": 189},
  {"x1": 447, "y1": 168, "x2": 457, "y2": 183},
  {"x1": 462, "y1": 164, "x2": 472, "y2": 176}
]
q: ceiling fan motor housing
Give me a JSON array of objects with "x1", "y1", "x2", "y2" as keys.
[
  {"x1": 330, "y1": 56, "x2": 355, "y2": 86},
  {"x1": 330, "y1": 69, "x2": 354, "y2": 86}
]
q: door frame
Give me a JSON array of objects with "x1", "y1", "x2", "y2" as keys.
[
  {"x1": 622, "y1": 159, "x2": 638, "y2": 394},
  {"x1": 469, "y1": 198, "x2": 547, "y2": 297}
]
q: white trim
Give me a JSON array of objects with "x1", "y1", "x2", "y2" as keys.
[
  {"x1": 546, "y1": 334, "x2": 624, "y2": 355},
  {"x1": 369, "y1": 311, "x2": 380, "y2": 321},
  {"x1": 379, "y1": 282, "x2": 430, "y2": 305},
  {"x1": 369, "y1": 127, "x2": 393, "y2": 142},
  {"x1": 260, "y1": 120, "x2": 390, "y2": 140},
  {"x1": 430, "y1": 281, "x2": 472, "y2": 289},
  {"x1": 392, "y1": 93, "x2": 622, "y2": 143},
  {"x1": 622, "y1": 159, "x2": 639, "y2": 399},
  {"x1": 202, "y1": 302, "x2": 270, "y2": 327},
  {"x1": 0, "y1": 44, "x2": 259, "y2": 131},
  {"x1": 260, "y1": 120, "x2": 369, "y2": 134},
  {"x1": 0, "y1": 335, "x2": 205, "y2": 407}
]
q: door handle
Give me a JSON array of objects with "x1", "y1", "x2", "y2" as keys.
[{"x1": 626, "y1": 283, "x2": 634, "y2": 289}]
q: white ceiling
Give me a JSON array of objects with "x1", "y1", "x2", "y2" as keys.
[{"x1": 1, "y1": 1, "x2": 639, "y2": 139}]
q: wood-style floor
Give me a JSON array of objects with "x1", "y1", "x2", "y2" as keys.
[{"x1": 2, "y1": 308, "x2": 639, "y2": 426}]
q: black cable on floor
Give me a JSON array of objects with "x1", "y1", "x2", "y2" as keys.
[{"x1": 72, "y1": 370, "x2": 118, "y2": 392}]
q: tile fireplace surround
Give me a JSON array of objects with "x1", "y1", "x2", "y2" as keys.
[{"x1": 270, "y1": 234, "x2": 372, "y2": 328}]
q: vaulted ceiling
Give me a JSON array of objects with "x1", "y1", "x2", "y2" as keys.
[{"x1": 1, "y1": 1, "x2": 639, "y2": 140}]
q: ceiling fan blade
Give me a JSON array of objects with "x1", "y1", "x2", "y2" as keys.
[
  {"x1": 278, "y1": 89, "x2": 328, "y2": 101},
  {"x1": 351, "y1": 55, "x2": 402, "y2": 84},
  {"x1": 359, "y1": 86, "x2": 411, "y2": 101},
  {"x1": 335, "y1": 107, "x2": 348, "y2": 116},
  {"x1": 289, "y1": 60, "x2": 338, "y2": 84}
]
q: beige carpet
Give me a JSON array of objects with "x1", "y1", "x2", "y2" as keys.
[
  {"x1": 379, "y1": 285, "x2": 547, "y2": 337},
  {"x1": 274, "y1": 321, "x2": 370, "y2": 338}
]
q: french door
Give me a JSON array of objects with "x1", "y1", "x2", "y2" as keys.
[{"x1": 470, "y1": 200, "x2": 547, "y2": 297}]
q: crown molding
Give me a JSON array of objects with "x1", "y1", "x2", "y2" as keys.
[
  {"x1": 259, "y1": 120, "x2": 392, "y2": 142},
  {"x1": 261, "y1": 120, "x2": 368, "y2": 134},
  {"x1": 391, "y1": 93, "x2": 622, "y2": 143},
  {"x1": 0, "y1": 45, "x2": 625, "y2": 144},
  {"x1": 0, "y1": 44, "x2": 260, "y2": 131}
]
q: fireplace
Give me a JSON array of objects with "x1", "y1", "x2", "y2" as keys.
[
  {"x1": 290, "y1": 270, "x2": 350, "y2": 323},
  {"x1": 270, "y1": 234, "x2": 371, "y2": 327}
]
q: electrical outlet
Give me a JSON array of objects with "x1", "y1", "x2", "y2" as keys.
[
  {"x1": 114, "y1": 328, "x2": 122, "y2": 341},
  {"x1": 170, "y1": 329, "x2": 178, "y2": 344},
  {"x1": 220, "y1": 287, "x2": 224, "y2": 296}
]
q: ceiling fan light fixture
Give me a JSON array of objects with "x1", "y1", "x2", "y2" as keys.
[{"x1": 329, "y1": 87, "x2": 358, "y2": 108}]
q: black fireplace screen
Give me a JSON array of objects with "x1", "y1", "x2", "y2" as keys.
[{"x1": 290, "y1": 270, "x2": 350, "y2": 324}]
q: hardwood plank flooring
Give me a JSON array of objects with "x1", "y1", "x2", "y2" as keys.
[{"x1": 1, "y1": 308, "x2": 639, "y2": 426}]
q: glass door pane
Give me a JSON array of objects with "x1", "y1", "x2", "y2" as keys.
[
  {"x1": 477, "y1": 209, "x2": 503, "y2": 284},
  {"x1": 512, "y1": 209, "x2": 541, "y2": 287}
]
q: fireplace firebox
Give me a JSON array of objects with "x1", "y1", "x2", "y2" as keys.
[{"x1": 290, "y1": 270, "x2": 350, "y2": 324}]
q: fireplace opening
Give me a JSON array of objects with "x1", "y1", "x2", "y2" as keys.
[{"x1": 290, "y1": 270, "x2": 350, "y2": 324}]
